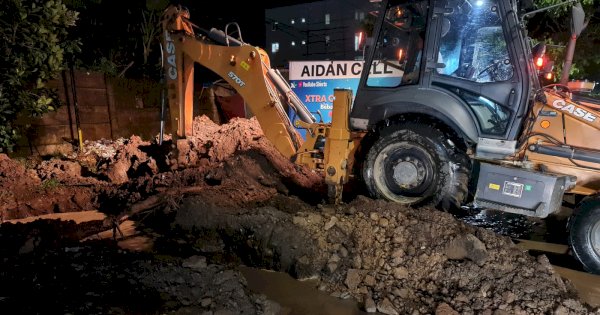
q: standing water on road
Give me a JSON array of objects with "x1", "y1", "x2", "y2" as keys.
[{"x1": 454, "y1": 206, "x2": 583, "y2": 268}]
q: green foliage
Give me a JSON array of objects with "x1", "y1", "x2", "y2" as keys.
[
  {"x1": 66, "y1": 1, "x2": 166, "y2": 80},
  {"x1": 533, "y1": 0, "x2": 594, "y2": 16},
  {"x1": 80, "y1": 57, "x2": 119, "y2": 76},
  {"x1": 0, "y1": 0, "x2": 80, "y2": 153},
  {"x1": 40, "y1": 178, "x2": 62, "y2": 190},
  {"x1": 529, "y1": 0, "x2": 600, "y2": 82}
]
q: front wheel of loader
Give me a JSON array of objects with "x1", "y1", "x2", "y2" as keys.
[
  {"x1": 569, "y1": 198, "x2": 600, "y2": 274},
  {"x1": 362, "y1": 123, "x2": 470, "y2": 211}
]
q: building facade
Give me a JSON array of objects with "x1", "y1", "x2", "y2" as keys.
[{"x1": 265, "y1": 0, "x2": 381, "y2": 68}]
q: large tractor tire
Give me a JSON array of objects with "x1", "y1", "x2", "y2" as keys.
[
  {"x1": 362, "y1": 123, "x2": 470, "y2": 211},
  {"x1": 569, "y1": 197, "x2": 600, "y2": 274}
]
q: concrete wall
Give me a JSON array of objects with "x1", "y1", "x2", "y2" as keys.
[{"x1": 14, "y1": 70, "x2": 168, "y2": 156}]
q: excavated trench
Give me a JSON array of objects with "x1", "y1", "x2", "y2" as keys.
[{"x1": 0, "y1": 116, "x2": 599, "y2": 314}]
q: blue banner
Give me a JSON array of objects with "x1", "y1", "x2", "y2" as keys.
[{"x1": 288, "y1": 60, "x2": 402, "y2": 138}]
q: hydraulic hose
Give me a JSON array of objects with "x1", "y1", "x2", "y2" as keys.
[{"x1": 267, "y1": 68, "x2": 316, "y2": 124}]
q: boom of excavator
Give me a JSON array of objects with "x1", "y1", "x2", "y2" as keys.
[{"x1": 160, "y1": 5, "x2": 361, "y2": 202}]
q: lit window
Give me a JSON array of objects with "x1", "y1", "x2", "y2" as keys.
[
  {"x1": 291, "y1": 19, "x2": 295, "y2": 24},
  {"x1": 354, "y1": 32, "x2": 362, "y2": 51},
  {"x1": 301, "y1": 18, "x2": 306, "y2": 23},
  {"x1": 301, "y1": 40, "x2": 306, "y2": 45},
  {"x1": 291, "y1": 41, "x2": 296, "y2": 46},
  {"x1": 325, "y1": 35, "x2": 330, "y2": 45},
  {"x1": 359, "y1": 12, "x2": 364, "y2": 20},
  {"x1": 271, "y1": 42, "x2": 279, "y2": 53},
  {"x1": 325, "y1": 13, "x2": 330, "y2": 25},
  {"x1": 272, "y1": 22, "x2": 278, "y2": 31}
]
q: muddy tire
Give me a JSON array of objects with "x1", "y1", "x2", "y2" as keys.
[
  {"x1": 362, "y1": 123, "x2": 470, "y2": 210},
  {"x1": 569, "y1": 198, "x2": 600, "y2": 274}
]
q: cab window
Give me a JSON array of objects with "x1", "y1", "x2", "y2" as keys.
[
  {"x1": 366, "y1": 0, "x2": 428, "y2": 87},
  {"x1": 436, "y1": 0, "x2": 514, "y2": 83}
]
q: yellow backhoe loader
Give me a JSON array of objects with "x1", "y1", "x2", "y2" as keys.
[{"x1": 161, "y1": 0, "x2": 600, "y2": 274}]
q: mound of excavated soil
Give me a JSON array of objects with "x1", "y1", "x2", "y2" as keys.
[
  {"x1": 1, "y1": 192, "x2": 596, "y2": 315},
  {"x1": 181, "y1": 115, "x2": 323, "y2": 190},
  {"x1": 0, "y1": 116, "x2": 325, "y2": 220},
  {"x1": 0, "y1": 154, "x2": 97, "y2": 219},
  {"x1": 4, "y1": 115, "x2": 598, "y2": 314},
  {"x1": 173, "y1": 196, "x2": 599, "y2": 315}
]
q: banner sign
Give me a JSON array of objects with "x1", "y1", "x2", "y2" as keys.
[{"x1": 288, "y1": 60, "x2": 402, "y2": 138}]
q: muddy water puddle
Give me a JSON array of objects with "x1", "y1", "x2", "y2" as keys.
[
  {"x1": 456, "y1": 209, "x2": 539, "y2": 239},
  {"x1": 454, "y1": 206, "x2": 571, "y2": 240},
  {"x1": 106, "y1": 221, "x2": 379, "y2": 314},
  {"x1": 240, "y1": 266, "x2": 380, "y2": 315}
]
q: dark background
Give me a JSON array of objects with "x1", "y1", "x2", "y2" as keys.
[
  {"x1": 66, "y1": 0, "x2": 600, "y2": 83},
  {"x1": 169, "y1": 0, "x2": 321, "y2": 47}
]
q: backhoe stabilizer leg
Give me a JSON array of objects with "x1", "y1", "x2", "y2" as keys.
[
  {"x1": 327, "y1": 183, "x2": 343, "y2": 204},
  {"x1": 324, "y1": 89, "x2": 355, "y2": 204},
  {"x1": 161, "y1": 7, "x2": 195, "y2": 139}
]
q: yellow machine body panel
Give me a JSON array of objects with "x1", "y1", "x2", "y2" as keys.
[{"x1": 523, "y1": 89, "x2": 600, "y2": 194}]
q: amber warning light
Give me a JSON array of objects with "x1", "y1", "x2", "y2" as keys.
[{"x1": 535, "y1": 57, "x2": 544, "y2": 68}]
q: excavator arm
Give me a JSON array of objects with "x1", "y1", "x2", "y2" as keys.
[
  {"x1": 160, "y1": 5, "x2": 314, "y2": 159},
  {"x1": 160, "y1": 5, "x2": 359, "y2": 203}
]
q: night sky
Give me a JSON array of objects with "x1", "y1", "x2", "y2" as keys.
[{"x1": 173, "y1": 0, "x2": 321, "y2": 47}]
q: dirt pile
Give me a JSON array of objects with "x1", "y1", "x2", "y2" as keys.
[
  {"x1": 173, "y1": 196, "x2": 599, "y2": 315},
  {"x1": 0, "y1": 153, "x2": 97, "y2": 219},
  {"x1": 3, "y1": 115, "x2": 598, "y2": 314},
  {"x1": 0, "y1": 154, "x2": 41, "y2": 218},
  {"x1": 0, "y1": 116, "x2": 324, "y2": 220},
  {"x1": 1, "y1": 192, "x2": 596, "y2": 315},
  {"x1": 311, "y1": 198, "x2": 591, "y2": 315},
  {"x1": 180, "y1": 116, "x2": 323, "y2": 191}
]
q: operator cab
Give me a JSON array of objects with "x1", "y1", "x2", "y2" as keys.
[{"x1": 351, "y1": 0, "x2": 533, "y2": 153}]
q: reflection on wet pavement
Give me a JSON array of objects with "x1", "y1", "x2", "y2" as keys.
[
  {"x1": 457, "y1": 209, "x2": 538, "y2": 239},
  {"x1": 455, "y1": 206, "x2": 571, "y2": 244}
]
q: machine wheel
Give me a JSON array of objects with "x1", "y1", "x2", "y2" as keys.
[
  {"x1": 569, "y1": 197, "x2": 600, "y2": 274},
  {"x1": 362, "y1": 123, "x2": 470, "y2": 210}
]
